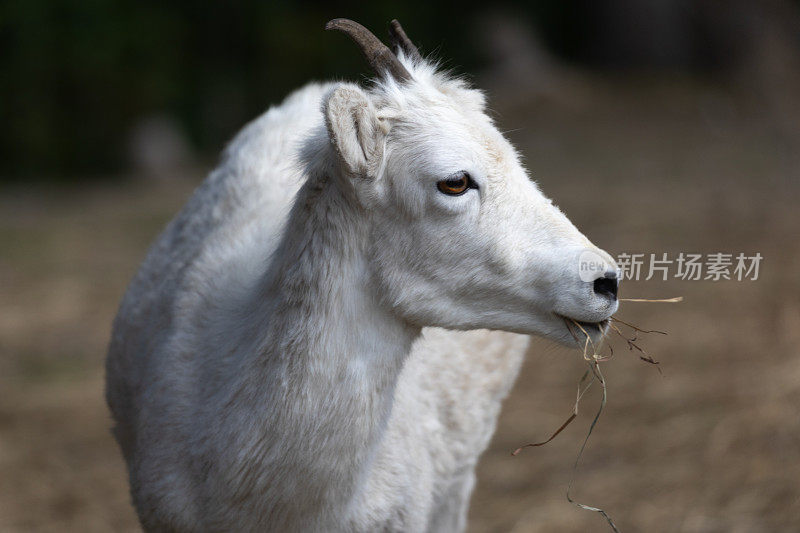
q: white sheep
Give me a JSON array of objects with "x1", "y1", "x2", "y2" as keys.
[{"x1": 106, "y1": 19, "x2": 619, "y2": 532}]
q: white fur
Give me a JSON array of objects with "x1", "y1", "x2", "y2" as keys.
[{"x1": 106, "y1": 53, "x2": 617, "y2": 532}]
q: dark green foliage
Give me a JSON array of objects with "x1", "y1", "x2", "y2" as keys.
[
  {"x1": 0, "y1": 0, "x2": 510, "y2": 180},
  {"x1": 2, "y1": 0, "x2": 787, "y2": 180}
]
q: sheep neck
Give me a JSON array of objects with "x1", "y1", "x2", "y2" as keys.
[{"x1": 245, "y1": 170, "x2": 419, "y2": 524}]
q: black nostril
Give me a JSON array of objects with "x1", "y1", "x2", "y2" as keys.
[{"x1": 593, "y1": 273, "x2": 618, "y2": 300}]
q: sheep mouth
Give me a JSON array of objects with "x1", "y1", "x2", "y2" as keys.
[{"x1": 556, "y1": 314, "x2": 611, "y2": 336}]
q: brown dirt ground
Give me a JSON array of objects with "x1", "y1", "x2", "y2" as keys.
[{"x1": 1, "y1": 75, "x2": 798, "y2": 532}]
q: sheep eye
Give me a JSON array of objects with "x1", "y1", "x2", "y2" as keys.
[{"x1": 437, "y1": 171, "x2": 473, "y2": 196}]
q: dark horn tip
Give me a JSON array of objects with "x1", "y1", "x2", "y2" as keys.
[
  {"x1": 387, "y1": 19, "x2": 422, "y2": 61},
  {"x1": 325, "y1": 17, "x2": 413, "y2": 82},
  {"x1": 325, "y1": 18, "x2": 347, "y2": 31}
]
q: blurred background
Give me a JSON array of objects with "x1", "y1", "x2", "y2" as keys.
[{"x1": 1, "y1": 0, "x2": 799, "y2": 531}]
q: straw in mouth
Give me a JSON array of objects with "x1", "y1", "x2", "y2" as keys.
[{"x1": 513, "y1": 297, "x2": 682, "y2": 531}]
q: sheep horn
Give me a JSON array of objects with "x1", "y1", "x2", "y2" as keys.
[
  {"x1": 388, "y1": 19, "x2": 422, "y2": 62},
  {"x1": 326, "y1": 18, "x2": 412, "y2": 82}
]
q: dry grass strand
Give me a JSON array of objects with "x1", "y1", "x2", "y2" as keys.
[{"x1": 619, "y1": 296, "x2": 683, "y2": 303}]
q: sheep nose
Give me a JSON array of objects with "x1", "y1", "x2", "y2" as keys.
[{"x1": 593, "y1": 271, "x2": 618, "y2": 300}]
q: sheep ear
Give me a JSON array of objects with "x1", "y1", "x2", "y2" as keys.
[{"x1": 324, "y1": 85, "x2": 384, "y2": 179}]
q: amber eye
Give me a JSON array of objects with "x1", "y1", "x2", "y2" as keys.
[{"x1": 436, "y1": 171, "x2": 473, "y2": 196}]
